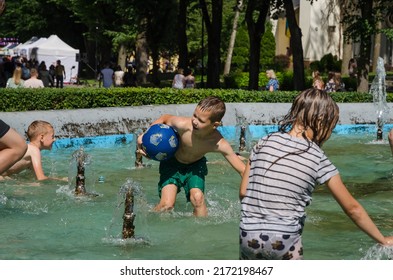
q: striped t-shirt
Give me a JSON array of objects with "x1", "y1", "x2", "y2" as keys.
[{"x1": 240, "y1": 132, "x2": 338, "y2": 235}]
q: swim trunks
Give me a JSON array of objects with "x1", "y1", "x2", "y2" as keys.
[
  {"x1": 239, "y1": 230, "x2": 303, "y2": 260},
  {"x1": 0, "y1": 120, "x2": 10, "y2": 138},
  {"x1": 158, "y1": 156, "x2": 208, "y2": 201}
]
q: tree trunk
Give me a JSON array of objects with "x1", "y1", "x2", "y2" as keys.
[
  {"x1": 342, "y1": 43, "x2": 353, "y2": 75},
  {"x1": 200, "y1": 0, "x2": 223, "y2": 88},
  {"x1": 117, "y1": 44, "x2": 127, "y2": 71},
  {"x1": 356, "y1": 1, "x2": 373, "y2": 93},
  {"x1": 177, "y1": 0, "x2": 189, "y2": 70},
  {"x1": 135, "y1": 20, "x2": 149, "y2": 85},
  {"x1": 223, "y1": 0, "x2": 242, "y2": 76},
  {"x1": 340, "y1": 0, "x2": 353, "y2": 76},
  {"x1": 245, "y1": 0, "x2": 269, "y2": 90},
  {"x1": 283, "y1": 0, "x2": 305, "y2": 90},
  {"x1": 372, "y1": 20, "x2": 382, "y2": 72}
]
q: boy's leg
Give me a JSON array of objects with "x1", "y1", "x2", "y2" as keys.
[
  {"x1": 189, "y1": 188, "x2": 207, "y2": 217},
  {"x1": 154, "y1": 184, "x2": 178, "y2": 212}
]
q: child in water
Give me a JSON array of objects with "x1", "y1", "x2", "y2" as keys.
[
  {"x1": 239, "y1": 88, "x2": 393, "y2": 260},
  {"x1": 1, "y1": 120, "x2": 66, "y2": 181},
  {"x1": 137, "y1": 96, "x2": 245, "y2": 217}
]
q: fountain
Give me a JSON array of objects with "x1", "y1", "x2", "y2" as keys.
[
  {"x1": 235, "y1": 111, "x2": 252, "y2": 153},
  {"x1": 72, "y1": 146, "x2": 97, "y2": 196},
  {"x1": 369, "y1": 57, "x2": 389, "y2": 141},
  {"x1": 121, "y1": 183, "x2": 136, "y2": 239}
]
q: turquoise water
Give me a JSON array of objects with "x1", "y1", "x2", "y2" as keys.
[{"x1": 1, "y1": 125, "x2": 393, "y2": 260}]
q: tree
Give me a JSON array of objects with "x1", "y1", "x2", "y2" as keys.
[
  {"x1": 282, "y1": 0, "x2": 305, "y2": 90},
  {"x1": 223, "y1": 0, "x2": 243, "y2": 75},
  {"x1": 245, "y1": 0, "x2": 270, "y2": 90},
  {"x1": 342, "y1": 0, "x2": 392, "y2": 92},
  {"x1": 199, "y1": 0, "x2": 223, "y2": 88}
]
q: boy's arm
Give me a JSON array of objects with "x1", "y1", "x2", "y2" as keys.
[
  {"x1": 30, "y1": 148, "x2": 48, "y2": 181},
  {"x1": 219, "y1": 138, "x2": 245, "y2": 177}
]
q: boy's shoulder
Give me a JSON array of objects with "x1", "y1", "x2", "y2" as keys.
[{"x1": 27, "y1": 143, "x2": 42, "y2": 154}]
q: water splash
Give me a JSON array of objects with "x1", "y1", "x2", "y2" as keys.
[
  {"x1": 104, "y1": 178, "x2": 150, "y2": 245},
  {"x1": 71, "y1": 146, "x2": 91, "y2": 195},
  {"x1": 369, "y1": 57, "x2": 389, "y2": 140},
  {"x1": 235, "y1": 110, "x2": 252, "y2": 153},
  {"x1": 361, "y1": 244, "x2": 393, "y2": 260}
]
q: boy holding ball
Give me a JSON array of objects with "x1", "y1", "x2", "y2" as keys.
[{"x1": 137, "y1": 96, "x2": 245, "y2": 217}]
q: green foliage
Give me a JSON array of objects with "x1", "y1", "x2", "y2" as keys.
[
  {"x1": 309, "y1": 53, "x2": 341, "y2": 74},
  {"x1": 260, "y1": 24, "x2": 276, "y2": 70},
  {"x1": 1, "y1": 84, "x2": 379, "y2": 113},
  {"x1": 231, "y1": 26, "x2": 250, "y2": 72}
]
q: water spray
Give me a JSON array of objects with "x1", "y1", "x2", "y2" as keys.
[
  {"x1": 72, "y1": 147, "x2": 91, "y2": 195},
  {"x1": 370, "y1": 57, "x2": 389, "y2": 141},
  {"x1": 122, "y1": 188, "x2": 136, "y2": 239}
]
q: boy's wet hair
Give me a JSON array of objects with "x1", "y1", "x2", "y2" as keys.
[
  {"x1": 197, "y1": 96, "x2": 226, "y2": 123},
  {"x1": 27, "y1": 120, "x2": 53, "y2": 141},
  {"x1": 279, "y1": 88, "x2": 339, "y2": 146}
]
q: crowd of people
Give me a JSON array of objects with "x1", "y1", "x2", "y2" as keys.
[
  {"x1": 171, "y1": 67, "x2": 195, "y2": 89},
  {"x1": 0, "y1": 55, "x2": 66, "y2": 89}
]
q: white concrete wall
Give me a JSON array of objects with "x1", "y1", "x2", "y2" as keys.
[{"x1": 2, "y1": 103, "x2": 393, "y2": 139}]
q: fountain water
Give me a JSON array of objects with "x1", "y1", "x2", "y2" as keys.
[
  {"x1": 121, "y1": 181, "x2": 137, "y2": 239},
  {"x1": 235, "y1": 111, "x2": 252, "y2": 153},
  {"x1": 72, "y1": 147, "x2": 91, "y2": 195},
  {"x1": 369, "y1": 57, "x2": 389, "y2": 140}
]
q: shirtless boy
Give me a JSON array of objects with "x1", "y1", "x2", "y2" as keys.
[
  {"x1": 1, "y1": 120, "x2": 65, "y2": 181},
  {"x1": 137, "y1": 96, "x2": 245, "y2": 217}
]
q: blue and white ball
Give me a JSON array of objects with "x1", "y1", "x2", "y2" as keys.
[{"x1": 142, "y1": 124, "x2": 179, "y2": 161}]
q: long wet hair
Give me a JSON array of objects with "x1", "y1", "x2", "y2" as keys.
[
  {"x1": 279, "y1": 88, "x2": 339, "y2": 147},
  {"x1": 197, "y1": 96, "x2": 226, "y2": 123}
]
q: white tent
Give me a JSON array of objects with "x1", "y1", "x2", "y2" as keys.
[
  {"x1": 17, "y1": 37, "x2": 47, "y2": 59},
  {"x1": 35, "y1": 35, "x2": 80, "y2": 83}
]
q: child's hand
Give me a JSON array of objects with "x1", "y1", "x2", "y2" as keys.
[
  {"x1": 136, "y1": 147, "x2": 149, "y2": 159},
  {"x1": 383, "y1": 236, "x2": 393, "y2": 246}
]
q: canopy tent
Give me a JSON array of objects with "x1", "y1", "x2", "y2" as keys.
[
  {"x1": 0, "y1": 42, "x2": 20, "y2": 56},
  {"x1": 34, "y1": 35, "x2": 80, "y2": 83},
  {"x1": 17, "y1": 37, "x2": 47, "y2": 59}
]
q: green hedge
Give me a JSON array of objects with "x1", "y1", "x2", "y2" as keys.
[{"x1": 1, "y1": 87, "x2": 390, "y2": 112}]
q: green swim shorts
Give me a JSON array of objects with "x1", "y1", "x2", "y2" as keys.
[{"x1": 158, "y1": 156, "x2": 208, "y2": 201}]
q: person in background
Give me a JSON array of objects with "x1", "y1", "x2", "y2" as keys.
[
  {"x1": 38, "y1": 62, "x2": 53, "y2": 87},
  {"x1": 1, "y1": 120, "x2": 66, "y2": 181},
  {"x1": 348, "y1": 58, "x2": 357, "y2": 78},
  {"x1": 334, "y1": 72, "x2": 345, "y2": 92},
  {"x1": 100, "y1": 62, "x2": 114, "y2": 88},
  {"x1": 55, "y1": 60, "x2": 66, "y2": 88},
  {"x1": 324, "y1": 71, "x2": 337, "y2": 93},
  {"x1": 239, "y1": 88, "x2": 393, "y2": 260},
  {"x1": 172, "y1": 68, "x2": 185, "y2": 89},
  {"x1": 184, "y1": 69, "x2": 196, "y2": 89},
  {"x1": 0, "y1": 120, "x2": 27, "y2": 175},
  {"x1": 49, "y1": 64, "x2": 55, "y2": 87},
  {"x1": 312, "y1": 70, "x2": 325, "y2": 90},
  {"x1": 24, "y1": 68, "x2": 44, "y2": 88},
  {"x1": 114, "y1": 65, "x2": 125, "y2": 87},
  {"x1": 6, "y1": 66, "x2": 24, "y2": 88},
  {"x1": 265, "y1": 69, "x2": 279, "y2": 92}
]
